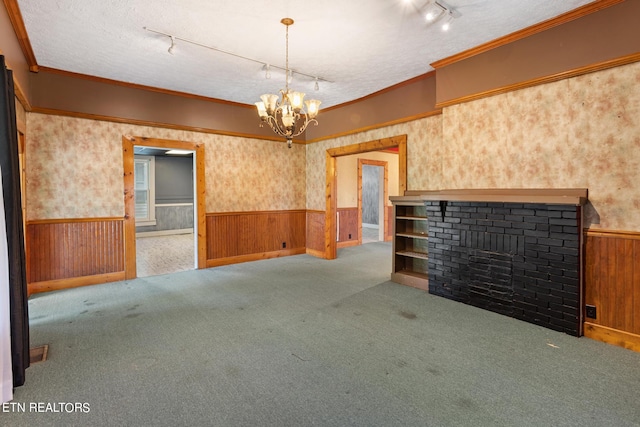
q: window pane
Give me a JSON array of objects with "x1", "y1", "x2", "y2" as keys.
[
  {"x1": 135, "y1": 189, "x2": 149, "y2": 219},
  {"x1": 135, "y1": 161, "x2": 148, "y2": 189}
]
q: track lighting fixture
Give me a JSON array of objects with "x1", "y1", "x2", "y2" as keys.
[
  {"x1": 441, "y1": 12, "x2": 453, "y2": 31},
  {"x1": 424, "y1": 2, "x2": 446, "y2": 22},
  {"x1": 144, "y1": 26, "x2": 329, "y2": 93},
  {"x1": 423, "y1": 1, "x2": 457, "y2": 31}
]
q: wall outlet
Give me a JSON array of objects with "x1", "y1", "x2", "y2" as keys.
[
  {"x1": 282, "y1": 242, "x2": 286, "y2": 249},
  {"x1": 585, "y1": 305, "x2": 597, "y2": 319}
]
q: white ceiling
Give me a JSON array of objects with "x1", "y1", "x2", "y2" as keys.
[{"x1": 17, "y1": 0, "x2": 595, "y2": 108}]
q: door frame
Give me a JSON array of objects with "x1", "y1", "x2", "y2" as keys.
[
  {"x1": 325, "y1": 134, "x2": 407, "y2": 259},
  {"x1": 358, "y1": 159, "x2": 388, "y2": 244},
  {"x1": 122, "y1": 136, "x2": 206, "y2": 279}
]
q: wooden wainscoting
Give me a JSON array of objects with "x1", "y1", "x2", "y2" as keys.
[
  {"x1": 206, "y1": 210, "x2": 306, "y2": 267},
  {"x1": 337, "y1": 207, "x2": 359, "y2": 248},
  {"x1": 306, "y1": 210, "x2": 326, "y2": 258},
  {"x1": 26, "y1": 217, "x2": 125, "y2": 294},
  {"x1": 584, "y1": 229, "x2": 640, "y2": 352}
]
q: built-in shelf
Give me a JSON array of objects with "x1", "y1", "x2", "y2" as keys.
[
  {"x1": 396, "y1": 250, "x2": 429, "y2": 260},
  {"x1": 396, "y1": 232, "x2": 429, "y2": 240},
  {"x1": 390, "y1": 197, "x2": 429, "y2": 291},
  {"x1": 396, "y1": 215, "x2": 428, "y2": 221}
]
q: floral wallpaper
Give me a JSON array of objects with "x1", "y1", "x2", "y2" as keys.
[
  {"x1": 305, "y1": 115, "x2": 443, "y2": 210},
  {"x1": 25, "y1": 114, "x2": 305, "y2": 220},
  {"x1": 441, "y1": 61, "x2": 640, "y2": 231},
  {"x1": 195, "y1": 132, "x2": 306, "y2": 213},
  {"x1": 306, "y1": 61, "x2": 640, "y2": 231},
  {"x1": 25, "y1": 60, "x2": 640, "y2": 231}
]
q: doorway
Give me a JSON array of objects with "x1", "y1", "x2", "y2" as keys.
[
  {"x1": 325, "y1": 135, "x2": 407, "y2": 259},
  {"x1": 359, "y1": 160, "x2": 387, "y2": 244},
  {"x1": 122, "y1": 136, "x2": 206, "y2": 280},
  {"x1": 133, "y1": 147, "x2": 195, "y2": 277}
]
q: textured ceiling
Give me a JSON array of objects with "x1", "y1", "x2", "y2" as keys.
[{"x1": 17, "y1": 0, "x2": 595, "y2": 108}]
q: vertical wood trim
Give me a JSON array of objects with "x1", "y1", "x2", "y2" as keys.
[
  {"x1": 357, "y1": 160, "x2": 363, "y2": 245},
  {"x1": 325, "y1": 153, "x2": 337, "y2": 259},
  {"x1": 325, "y1": 135, "x2": 407, "y2": 259},
  {"x1": 122, "y1": 136, "x2": 206, "y2": 279},
  {"x1": 398, "y1": 138, "x2": 407, "y2": 195},
  {"x1": 195, "y1": 143, "x2": 206, "y2": 269},
  {"x1": 122, "y1": 136, "x2": 137, "y2": 279}
]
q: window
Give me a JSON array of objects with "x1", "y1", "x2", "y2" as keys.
[{"x1": 134, "y1": 155, "x2": 156, "y2": 226}]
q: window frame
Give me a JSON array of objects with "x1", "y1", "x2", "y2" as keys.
[{"x1": 134, "y1": 155, "x2": 156, "y2": 226}]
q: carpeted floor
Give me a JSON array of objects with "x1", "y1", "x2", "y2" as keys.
[
  {"x1": 361, "y1": 226, "x2": 380, "y2": 244},
  {"x1": 135, "y1": 233, "x2": 195, "y2": 277},
  {"x1": 6, "y1": 242, "x2": 640, "y2": 426}
]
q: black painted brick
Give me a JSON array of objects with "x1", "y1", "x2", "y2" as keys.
[{"x1": 426, "y1": 200, "x2": 581, "y2": 336}]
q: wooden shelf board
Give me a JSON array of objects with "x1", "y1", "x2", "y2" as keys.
[
  {"x1": 396, "y1": 216, "x2": 428, "y2": 221},
  {"x1": 396, "y1": 250, "x2": 429, "y2": 260},
  {"x1": 396, "y1": 232, "x2": 429, "y2": 240},
  {"x1": 399, "y1": 188, "x2": 588, "y2": 206}
]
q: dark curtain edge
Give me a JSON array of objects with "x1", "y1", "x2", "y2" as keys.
[{"x1": 0, "y1": 55, "x2": 29, "y2": 387}]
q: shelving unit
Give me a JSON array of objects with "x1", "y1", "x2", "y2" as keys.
[{"x1": 390, "y1": 196, "x2": 429, "y2": 290}]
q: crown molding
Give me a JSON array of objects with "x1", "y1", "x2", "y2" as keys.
[
  {"x1": 3, "y1": 0, "x2": 38, "y2": 72},
  {"x1": 322, "y1": 71, "x2": 436, "y2": 113},
  {"x1": 29, "y1": 106, "x2": 307, "y2": 144},
  {"x1": 431, "y1": 0, "x2": 625, "y2": 69},
  {"x1": 37, "y1": 66, "x2": 255, "y2": 109},
  {"x1": 434, "y1": 52, "x2": 640, "y2": 109},
  {"x1": 305, "y1": 109, "x2": 442, "y2": 144}
]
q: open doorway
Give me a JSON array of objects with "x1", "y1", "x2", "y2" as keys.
[
  {"x1": 133, "y1": 147, "x2": 195, "y2": 277},
  {"x1": 122, "y1": 136, "x2": 206, "y2": 280},
  {"x1": 326, "y1": 135, "x2": 407, "y2": 259},
  {"x1": 360, "y1": 161, "x2": 386, "y2": 244}
]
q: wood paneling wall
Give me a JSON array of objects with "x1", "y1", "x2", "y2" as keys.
[
  {"x1": 206, "y1": 210, "x2": 306, "y2": 267},
  {"x1": 337, "y1": 207, "x2": 358, "y2": 245},
  {"x1": 306, "y1": 210, "x2": 326, "y2": 257},
  {"x1": 584, "y1": 230, "x2": 640, "y2": 352},
  {"x1": 26, "y1": 218, "x2": 125, "y2": 293}
]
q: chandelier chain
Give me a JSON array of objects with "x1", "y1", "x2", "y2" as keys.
[{"x1": 285, "y1": 23, "x2": 289, "y2": 92}]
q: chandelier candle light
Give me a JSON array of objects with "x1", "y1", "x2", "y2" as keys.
[{"x1": 255, "y1": 18, "x2": 321, "y2": 148}]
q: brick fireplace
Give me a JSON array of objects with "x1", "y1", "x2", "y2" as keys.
[{"x1": 412, "y1": 189, "x2": 587, "y2": 336}]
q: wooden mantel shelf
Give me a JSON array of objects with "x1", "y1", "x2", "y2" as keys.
[{"x1": 394, "y1": 188, "x2": 588, "y2": 206}]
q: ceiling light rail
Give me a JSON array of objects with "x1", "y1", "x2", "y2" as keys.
[{"x1": 143, "y1": 26, "x2": 331, "y2": 85}]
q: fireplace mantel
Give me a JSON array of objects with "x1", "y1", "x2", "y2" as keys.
[{"x1": 401, "y1": 188, "x2": 588, "y2": 206}]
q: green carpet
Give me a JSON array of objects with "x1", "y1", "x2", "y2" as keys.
[{"x1": 4, "y1": 242, "x2": 640, "y2": 426}]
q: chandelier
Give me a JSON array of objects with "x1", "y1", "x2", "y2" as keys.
[{"x1": 255, "y1": 18, "x2": 321, "y2": 148}]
